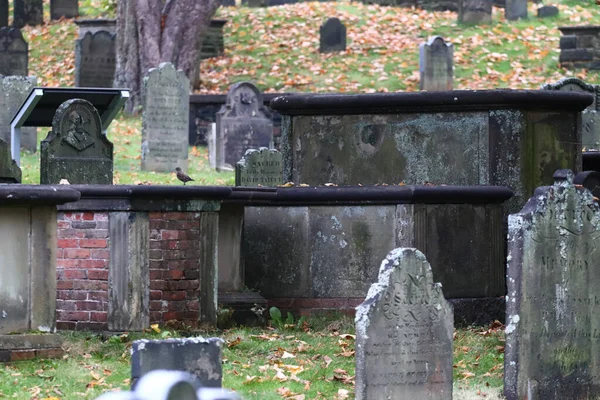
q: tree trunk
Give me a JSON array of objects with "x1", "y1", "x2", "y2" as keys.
[{"x1": 115, "y1": 0, "x2": 220, "y2": 114}]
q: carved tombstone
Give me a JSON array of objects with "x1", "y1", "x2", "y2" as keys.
[
  {"x1": 355, "y1": 248, "x2": 453, "y2": 400},
  {"x1": 50, "y1": 0, "x2": 78, "y2": 20},
  {"x1": 0, "y1": 75, "x2": 37, "y2": 152},
  {"x1": 215, "y1": 82, "x2": 273, "y2": 169},
  {"x1": 505, "y1": 169, "x2": 600, "y2": 400},
  {"x1": 0, "y1": 27, "x2": 28, "y2": 76},
  {"x1": 505, "y1": 0, "x2": 527, "y2": 20},
  {"x1": 235, "y1": 147, "x2": 283, "y2": 187},
  {"x1": 419, "y1": 36, "x2": 453, "y2": 91},
  {"x1": 319, "y1": 18, "x2": 346, "y2": 53},
  {"x1": 40, "y1": 99, "x2": 113, "y2": 184},
  {"x1": 459, "y1": 0, "x2": 493, "y2": 24},
  {"x1": 75, "y1": 31, "x2": 116, "y2": 88},
  {"x1": 13, "y1": 0, "x2": 43, "y2": 27},
  {"x1": 542, "y1": 78, "x2": 600, "y2": 149}
]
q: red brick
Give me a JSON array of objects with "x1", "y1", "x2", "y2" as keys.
[
  {"x1": 162, "y1": 311, "x2": 178, "y2": 321},
  {"x1": 56, "y1": 249, "x2": 64, "y2": 258},
  {"x1": 164, "y1": 269, "x2": 184, "y2": 280},
  {"x1": 58, "y1": 238, "x2": 79, "y2": 248},
  {"x1": 161, "y1": 230, "x2": 180, "y2": 240},
  {"x1": 166, "y1": 261, "x2": 181, "y2": 270},
  {"x1": 184, "y1": 270, "x2": 199, "y2": 279},
  {"x1": 150, "y1": 290, "x2": 162, "y2": 300},
  {"x1": 149, "y1": 301, "x2": 163, "y2": 311},
  {"x1": 149, "y1": 241, "x2": 165, "y2": 250},
  {"x1": 11, "y1": 350, "x2": 36, "y2": 361},
  {"x1": 90, "y1": 312, "x2": 107, "y2": 322},
  {"x1": 76, "y1": 301, "x2": 102, "y2": 311},
  {"x1": 56, "y1": 321, "x2": 77, "y2": 330},
  {"x1": 58, "y1": 311, "x2": 90, "y2": 321},
  {"x1": 87, "y1": 291, "x2": 108, "y2": 301},
  {"x1": 91, "y1": 249, "x2": 110, "y2": 259},
  {"x1": 79, "y1": 260, "x2": 107, "y2": 269},
  {"x1": 163, "y1": 250, "x2": 183, "y2": 260},
  {"x1": 56, "y1": 300, "x2": 77, "y2": 311},
  {"x1": 149, "y1": 249, "x2": 163, "y2": 260},
  {"x1": 57, "y1": 290, "x2": 86, "y2": 300},
  {"x1": 82, "y1": 212, "x2": 95, "y2": 221},
  {"x1": 64, "y1": 270, "x2": 87, "y2": 280},
  {"x1": 149, "y1": 269, "x2": 162, "y2": 280},
  {"x1": 36, "y1": 348, "x2": 64, "y2": 359},
  {"x1": 57, "y1": 281, "x2": 73, "y2": 290},
  {"x1": 64, "y1": 249, "x2": 90, "y2": 259},
  {"x1": 57, "y1": 221, "x2": 71, "y2": 229},
  {"x1": 63, "y1": 212, "x2": 82, "y2": 221},
  {"x1": 186, "y1": 301, "x2": 199, "y2": 311},
  {"x1": 57, "y1": 259, "x2": 80, "y2": 269},
  {"x1": 79, "y1": 239, "x2": 108, "y2": 248},
  {"x1": 150, "y1": 220, "x2": 166, "y2": 230},
  {"x1": 58, "y1": 229, "x2": 86, "y2": 238},
  {"x1": 149, "y1": 311, "x2": 161, "y2": 323},
  {"x1": 94, "y1": 213, "x2": 109, "y2": 221},
  {"x1": 150, "y1": 281, "x2": 167, "y2": 290},
  {"x1": 168, "y1": 302, "x2": 186, "y2": 312},
  {"x1": 150, "y1": 261, "x2": 164, "y2": 270},
  {"x1": 87, "y1": 270, "x2": 108, "y2": 280},
  {"x1": 73, "y1": 280, "x2": 108, "y2": 291},
  {"x1": 148, "y1": 212, "x2": 163, "y2": 219},
  {"x1": 185, "y1": 250, "x2": 200, "y2": 259},
  {"x1": 162, "y1": 291, "x2": 186, "y2": 301}
]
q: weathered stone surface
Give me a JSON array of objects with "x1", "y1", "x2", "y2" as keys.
[
  {"x1": 0, "y1": 138, "x2": 21, "y2": 183},
  {"x1": 537, "y1": 5, "x2": 558, "y2": 18},
  {"x1": 355, "y1": 248, "x2": 453, "y2": 400},
  {"x1": 458, "y1": 0, "x2": 492, "y2": 24},
  {"x1": 0, "y1": 75, "x2": 36, "y2": 152},
  {"x1": 235, "y1": 147, "x2": 283, "y2": 187},
  {"x1": 208, "y1": 122, "x2": 217, "y2": 169},
  {"x1": 505, "y1": 0, "x2": 527, "y2": 20},
  {"x1": 419, "y1": 36, "x2": 453, "y2": 91},
  {"x1": 13, "y1": 0, "x2": 42, "y2": 27},
  {"x1": 319, "y1": 18, "x2": 346, "y2": 53},
  {"x1": 505, "y1": 169, "x2": 600, "y2": 400},
  {"x1": 75, "y1": 31, "x2": 116, "y2": 88},
  {"x1": 74, "y1": 18, "x2": 116, "y2": 37},
  {"x1": 0, "y1": 28, "x2": 28, "y2": 76},
  {"x1": 50, "y1": 0, "x2": 78, "y2": 20},
  {"x1": 141, "y1": 62, "x2": 189, "y2": 173},
  {"x1": 40, "y1": 98, "x2": 113, "y2": 184},
  {"x1": 0, "y1": 0, "x2": 7, "y2": 27}
]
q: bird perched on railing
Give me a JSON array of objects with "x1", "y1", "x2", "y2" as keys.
[{"x1": 175, "y1": 167, "x2": 194, "y2": 185}]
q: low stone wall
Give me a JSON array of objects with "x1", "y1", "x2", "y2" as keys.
[{"x1": 559, "y1": 26, "x2": 600, "y2": 70}]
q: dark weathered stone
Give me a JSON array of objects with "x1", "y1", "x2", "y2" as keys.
[
  {"x1": 559, "y1": 35, "x2": 577, "y2": 50},
  {"x1": 40, "y1": 98, "x2": 114, "y2": 184},
  {"x1": 215, "y1": 82, "x2": 273, "y2": 169},
  {"x1": 505, "y1": 170, "x2": 600, "y2": 400},
  {"x1": 537, "y1": 5, "x2": 558, "y2": 18},
  {"x1": 13, "y1": 0, "x2": 42, "y2": 27},
  {"x1": 0, "y1": 28, "x2": 27, "y2": 76},
  {"x1": 419, "y1": 36, "x2": 453, "y2": 91},
  {"x1": 0, "y1": 0, "x2": 7, "y2": 27},
  {"x1": 235, "y1": 147, "x2": 283, "y2": 187},
  {"x1": 74, "y1": 18, "x2": 116, "y2": 37},
  {"x1": 75, "y1": 31, "x2": 116, "y2": 88},
  {"x1": 505, "y1": 0, "x2": 527, "y2": 20},
  {"x1": 559, "y1": 48, "x2": 593, "y2": 62},
  {"x1": 574, "y1": 171, "x2": 600, "y2": 198},
  {"x1": 0, "y1": 75, "x2": 36, "y2": 153},
  {"x1": 355, "y1": 248, "x2": 453, "y2": 400},
  {"x1": 200, "y1": 20, "x2": 227, "y2": 60},
  {"x1": 131, "y1": 337, "x2": 223, "y2": 388},
  {"x1": 319, "y1": 18, "x2": 346, "y2": 53},
  {"x1": 458, "y1": 0, "x2": 492, "y2": 24},
  {"x1": 0, "y1": 138, "x2": 21, "y2": 183},
  {"x1": 50, "y1": 0, "x2": 78, "y2": 20},
  {"x1": 142, "y1": 62, "x2": 189, "y2": 173}
]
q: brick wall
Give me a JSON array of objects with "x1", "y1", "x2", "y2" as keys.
[{"x1": 56, "y1": 211, "x2": 109, "y2": 330}]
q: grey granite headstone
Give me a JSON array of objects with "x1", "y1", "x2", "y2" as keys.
[
  {"x1": 355, "y1": 248, "x2": 453, "y2": 400},
  {"x1": 0, "y1": 138, "x2": 21, "y2": 183},
  {"x1": 131, "y1": 338, "x2": 224, "y2": 389},
  {"x1": 13, "y1": 0, "x2": 43, "y2": 27},
  {"x1": 0, "y1": 75, "x2": 37, "y2": 152},
  {"x1": 419, "y1": 36, "x2": 453, "y2": 91},
  {"x1": 235, "y1": 147, "x2": 283, "y2": 187},
  {"x1": 542, "y1": 78, "x2": 600, "y2": 148},
  {"x1": 75, "y1": 31, "x2": 116, "y2": 88},
  {"x1": 537, "y1": 5, "x2": 558, "y2": 18},
  {"x1": 141, "y1": 62, "x2": 189, "y2": 173},
  {"x1": 215, "y1": 82, "x2": 272, "y2": 169},
  {"x1": 0, "y1": 0, "x2": 7, "y2": 27},
  {"x1": 40, "y1": 98, "x2": 113, "y2": 184},
  {"x1": 319, "y1": 18, "x2": 346, "y2": 53},
  {"x1": 505, "y1": 169, "x2": 600, "y2": 400},
  {"x1": 458, "y1": 0, "x2": 493, "y2": 24},
  {"x1": 506, "y1": 0, "x2": 527, "y2": 20},
  {"x1": 50, "y1": 0, "x2": 78, "y2": 20},
  {"x1": 0, "y1": 28, "x2": 28, "y2": 76}
]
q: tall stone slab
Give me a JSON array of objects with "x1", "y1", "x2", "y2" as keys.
[
  {"x1": 13, "y1": 0, "x2": 43, "y2": 27},
  {"x1": 141, "y1": 62, "x2": 189, "y2": 173},
  {"x1": 0, "y1": 0, "x2": 7, "y2": 27},
  {"x1": 0, "y1": 27, "x2": 28, "y2": 76},
  {"x1": 355, "y1": 248, "x2": 453, "y2": 400},
  {"x1": 505, "y1": 169, "x2": 600, "y2": 400},
  {"x1": 319, "y1": 18, "x2": 346, "y2": 53},
  {"x1": 235, "y1": 147, "x2": 283, "y2": 187},
  {"x1": 40, "y1": 98, "x2": 114, "y2": 184},
  {"x1": 75, "y1": 31, "x2": 116, "y2": 88},
  {"x1": 458, "y1": 0, "x2": 492, "y2": 24},
  {"x1": 419, "y1": 36, "x2": 453, "y2": 91},
  {"x1": 50, "y1": 0, "x2": 78, "y2": 20},
  {"x1": 215, "y1": 82, "x2": 272, "y2": 169},
  {"x1": 505, "y1": 0, "x2": 527, "y2": 20},
  {"x1": 0, "y1": 75, "x2": 36, "y2": 152},
  {"x1": 542, "y1": 78, "x2": 600, "y2": 148}
]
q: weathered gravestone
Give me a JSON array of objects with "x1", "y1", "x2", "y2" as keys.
[
  {"x1": 40, "y1": 98, "x2": 114, "y2": 184},
  {"x1": 537, "y1": 5, "x2": 558, "y2": 18},
  {"x1": 0, "y1": 0, "x2": 7, "y2": 27},
  {"x1": 50, "y1": 0, "x2": 78, "y2": 20},
  {"x1": 542, "y1": 78, "x2": 600, "y2": 148},
  {"x1": 355, "y1": 248, "x2": 453, "y2": 400},
  {"x1": 419, "y1": 36, "x2": 453, "y2": 91},
  {"x1": 13, "y1": 0, "x2": 43, "y2": 27},
  {"x1": 141, "y1": 62, "x2": 189, "y2": 173},
  {"x1": 0, "y1": 28, "x2": 27, "y2": 76},
  {"x1": 0, "y1": 138, "x2": 21, "y2": 183},
  {"x1": 458, "y1": 0, "x2": 492, "y2": 24},
  {"x1": 235, "y1": 147, "x2": 283, "y2": 187},
  {"x1": 0, "y1": 75, "x2": 37, "y2": 152},
  {"x1": 131, "y1": 338, "x2": 224, "y2": 389},
  {"x1": 215, "y1": 82, "x2": 272, "y2": 169},
  {"x1": 505, "y1": 169, "x2": 600, "y2": 400},
  {"x1": 319, "y1": 18, "x2": 346, "y2": 53},
  {"x1": 505, "y1": 0, "x2": 527, "y2": 20},
  {"x1": 75, "y1": 31, "x2": 116, "y2": 88}
]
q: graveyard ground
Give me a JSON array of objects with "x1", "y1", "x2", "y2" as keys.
[
  {"x1": 17, "y1": 0, "x2": 600, "y2": 185},
  {"x1": 0, "y1": 314, "x2": 505, "y2": 400}
]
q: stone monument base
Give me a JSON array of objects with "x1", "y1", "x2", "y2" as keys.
[
  {"x1": 218, "y1": 292, "x2": 268, "y2": 327},
  {"x1": 0, "y1": 334, "x2": 63, "y2": 362}
]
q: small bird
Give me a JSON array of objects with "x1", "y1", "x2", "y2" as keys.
[{"x1": 175, "y1": 167, "x2": 194, "y2": 185}]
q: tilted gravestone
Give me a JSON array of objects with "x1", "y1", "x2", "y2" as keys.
[
  {"x1": 13, "y1": 0, "x2": 43, "y2": 27},
  {"x1": 542, "y1": 78, "x2": 600, "y2": 148},
  {"x1": 235, "y1": 147, "x2": 283, "y2": 187},
  {"x1": 0, "y1": 138, "x2": 21, "y2": 183},
  {"x1": 419, "y1": 36, "x2": 453, "y2": 91},
  {"x1": 50, "y1": 0, "x2": 78, "y2": 20},
  {"x1": 215, "y1": 82, "x2": 273, "y2": 169},
  {"x1": 505, "y1": 169, "x2": 600, "y2": 400},
  {"x1": 319, "y1": 18, "x2": 346, "y2": 53},
  {"x1": 0, "y1": 75, "x2": 37, "y2": 153},
  {"x1": 0, "y1": 27, "x2": 28, "y2": 76},
  {"x1": 40, "y1": 98, "x2": 113, "y2": 184},
  {"x1": 75, "y1": 31, "x2": 116, "y2": 88},
  {"x1": 458, "y1": 0, "x2": 492, "y2": 24},
  {"x1": 537, "y1": 5, "x2": 558, "y2": 18},
  {"x1": 505, "y1": 0, "x2": 527, "y2": 20},
  {"x1": 355, "y1": 248, "x2": 453, "y2": 400},
  {"x1": 141, "y1": 62, "x2": 189, "y2": 173},
  {"x1": 0, "y1": 0, "x2": 7, "y2": 27}
]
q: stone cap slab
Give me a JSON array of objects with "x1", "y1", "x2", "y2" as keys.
[
  {"x1": 189, "y1": 92, "x2": 294, "y2": 106},
  {"x1": 558, "y1": 25, "x2": 600, "y2": 35},
  {"x1": 0, "y1": 184, "x2": 80, "y2": 205},
  {"x1": 270, "y1": 89, "x2": 593, "y2": 115}
]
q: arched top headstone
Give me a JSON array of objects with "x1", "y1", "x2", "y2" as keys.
[
  {"x1": 425, "y1": 35, "x2": 451, "y2": 48},
  {"x1": 75, "y1": 30, "x2": 117, "y2": 88},
  {"x1": 222, "y1": 81, "x2": 265, "y2": 118},
  {"x1": 0, "y1": 27, "x2": 27, "y2": 76},
  {"x1": 319, "y1": 17, "x2": 346, "y2": 53},
  {"x1": 542, "y1": 77, "x2": 599, "y2": 111},
  {"x1": 419, "y1": 36, "x2": 453, "y2": 91}
]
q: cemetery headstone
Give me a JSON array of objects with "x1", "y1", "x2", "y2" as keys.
[
  {"x1": 542, "y1": 77, "x2": 600, "y2": 148},
  {"x1": 319, "y1": 18, "x2": 346, "y2": 53},
  {"x1": 208, "y1": 122, "x2": 217, "y2": 169},
  {"x1": 505, "y1": 0, "x2": 527, "y2": 20},
  {"x1": 13, "y1": 0, "x2": 43, "y2": 27},
  {"x1": 50, "y1": 0, "x2": 78, "y2": 20},
  {"x1": 141, "y1": 62, "x2": 189, "y2": 173},
  {"x1": 215, "y1": 82, "x2": 273, "y2": 169},
  {"x1": 40, "y1": 98, "x2": 114, "y2": 184},
  {"x1": 355, "y1": 248, "x2": 453, "y2": 400},
  {"x1": 0, "y1": 75, "x2": 37, "y2": 152},
  {"x1": 0, "y1": 138, "x2": 21, "y2": 183},
  {"x1": 458, "y1": 0, "x2": 492, "y2": 24},
  {"x1": 75, "y1": 31, "x2": 116, "y2": 88},
  {"x1": 0, "y1": 27, "x2": 28, "y2": 76},
  {"x1": 505, "y1": 169, "x2": 600, "y2": 400},
  {"x1": 419, "y1": 36, "x2": 453, "y2": 91},
  {"x1": 131, "y1": 338, "x2": 224, "y2": 389},
  {"x1": 74, "y1": 18, "x2": 116, "y2": 37},
  {"x1": 537, "y1": 5, "x2": 558, "y2": 18},
  {"x1": 235, "y1": 147, "x2": 283, "y2": 187},
  {"x1": 0, "y1": 0, "x2": 7, "y2": 27}
]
